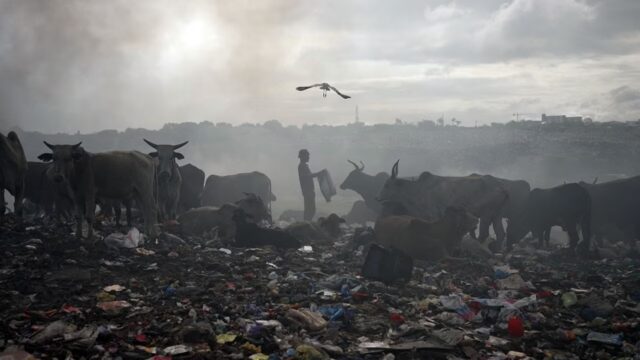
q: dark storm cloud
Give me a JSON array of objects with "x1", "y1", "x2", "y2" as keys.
[{"x1": 0, "y1": 0, "x2": 639, "y2": 132}]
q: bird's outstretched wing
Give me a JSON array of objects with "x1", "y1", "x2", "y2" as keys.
[
  {"x1": 329, "y1": 85, "x2": 351, "y2": 99},
  {"x1": 296, "y1": 84, "x2": 323, "y2": 91}
]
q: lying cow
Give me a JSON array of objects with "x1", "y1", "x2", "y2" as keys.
[
  {"x1": 318, "y1": 213, "x2": 346, "y2": 238},
  {"x1": 144, "y1": 139, "x2": 188, "y2": 221},
  {"x1": 0, "y1": 131, "x2": 27, "y2": 220},
  {"x1": 579, "y1": 176, "x2": 640, "y2": 248},
  {"x1": 506, "y1": 183, "x2": 591, "y2": 251},
  {"x1": 38, "y1": 142, "x2": 157, "y2": 239},
  {"x1": 374, "y1": 207, "x2": 478, "y2": 262},
  {"x1": 377, "y1": 161, "x2": 508, "y2": 247},
  {"x1": 178, "y1": 193, "x2": 271, "y2": 239},
  {"x1": 232, "y1": 208, "x2": 300, "y2": 249}
]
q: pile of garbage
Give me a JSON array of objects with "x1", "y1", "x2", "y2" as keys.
[{"x1": 1, "y1": 215, "x2": 640, "y2": 359}]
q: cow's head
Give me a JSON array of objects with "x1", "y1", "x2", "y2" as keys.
[
  {"x1": 235, "y1": 192, "x2": 272, "y2": 223},
  {"x1": 144, "y1": 139, "x2": 188, "y2": 181},
  {"x1": 377, "y1": 160, "x2": 412, "y2": 206},
  {"x1": 340, "y1": 160, "x2": 366, "y2": 190},
  {"x1": 37, "y1": 141, "x2": 85, "y2": 184}
]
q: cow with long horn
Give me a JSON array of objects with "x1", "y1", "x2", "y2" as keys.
[
  {"x1": 340, "y1": 160, "x2": 389, "y2": 215},
  {"x1": 144, "y1": 139, "x2": 188, "y2": 221},
  {"x1": 38, "y1": 141, "x2": 157, "y2": 239}
]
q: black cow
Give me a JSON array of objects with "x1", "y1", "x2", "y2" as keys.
[
  {"x1": 506, "y1": 183, "x2": 591, "y2": 251},
  {"x1": 178, "y1": 163, "x2": 205, "y2": 212},
  {"x1": 23, "y1": 161, "x2": 73, "y2": 219},
  {"x1": 579, "y1": 176, "x2": 640, "y2": 248}
]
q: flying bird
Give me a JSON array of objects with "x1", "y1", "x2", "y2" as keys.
[{"x1": 296, "y1": 83, "x2": 351, "y2": 99}]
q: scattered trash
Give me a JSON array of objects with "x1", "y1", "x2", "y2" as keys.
[
  {"x1": 2, "y1": 213, "x2": 640, "y2": 359},
  {"x1": 586, "y1": 331, "x2": 624, "y2": 346},
  {"x1": 104, "y1": 227, "x2": 144, "y2": 248},
  {"x1": 103, "y1": 284, "x2": 126, "y2": 292}
]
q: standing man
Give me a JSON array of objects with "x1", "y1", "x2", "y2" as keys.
[{"x1": 298, "y1": 149, "x2": 320, "y2": 221}]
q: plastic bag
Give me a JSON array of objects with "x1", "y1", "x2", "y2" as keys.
[{"x1": 317, "y1": 169, "x2": 336, "y2": 202}]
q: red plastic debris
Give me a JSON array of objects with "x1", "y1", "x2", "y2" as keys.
[
  {"x1": 508, "y1": 316, "x2": 525, "y2": 337},
  {"x1": 389, "y1": 313, "x2": 405, "y2": 326}
]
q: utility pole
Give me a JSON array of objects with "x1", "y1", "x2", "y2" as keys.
[{"x1": 355, "y1": 105, "x2": 360, "y2": 123}]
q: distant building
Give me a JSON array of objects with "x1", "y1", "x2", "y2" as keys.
[{"x1": 541, "y1": 113, "x2": 583, "y2": 124}]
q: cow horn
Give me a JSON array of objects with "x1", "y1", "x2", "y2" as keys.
[
  {"x1": 592, "y1": 177, "x2": 598, "y2": 184},
  {"x1": 391, "y1": 160, "x2": 399, "y2": 179},
  {"x1": 143, "y1": 139, "x2": 158, "y2": 149},
  {"x1": 72, "y1": 142, "x2": 82, "y2": 149},
  {"x1": 359, "y1": 161, "x2": 365, "y2": 170},
  {"x1": 43, "y1": 141, "x2": 54, "y2": 150},
  {"x1": 173, "y1": 141, "x2": 189, "y2": 150},
  {"x1": 347, "y1": 160, "x2": 359, "y2": 170}
]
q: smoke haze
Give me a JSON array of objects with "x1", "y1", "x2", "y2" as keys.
[{"x1": 1, "y1": 0, "x2": 640, "y2": 133}]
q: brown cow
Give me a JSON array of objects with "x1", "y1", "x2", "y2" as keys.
[
  {"x1": 38, "y1": 142, "x2": 157, "y2": 239},
  {"x1": 374, "y1": 207, "x2": 478, "y2": 261},
  {"x1": 0, "y1": 131, "x2": 27, "y2": 220}
]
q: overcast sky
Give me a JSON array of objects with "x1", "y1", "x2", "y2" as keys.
[{"x1": 1, "y1": 0, "x2": 639, "y2": 133}]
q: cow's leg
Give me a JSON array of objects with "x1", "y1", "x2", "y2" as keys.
[
  {"x1": 137, "y1": 189, "x2": 157, "y2": 238},
  {"x1": 579, "y1": 217, "x2": 591, "y2": 252},
  {"x1": 74, "y1": 199, "x2": 84, "y2": 239},
  {"x1": 114, "y1": 202, "x2": 122, "y2": 226},
  {"x1": 532, "y1": 228, "x2": 544, "y2": 248},
  {"x1": 0, "y1": 187, "x2": 5, "y2": 219},
  {"x1": 492, "y1": 217, "x2": 505, "y2": 250},
  {"x1": 85, "y1": 195, "x2": 96, "y2": 239},
  {"x1": 566, "y1": 223, "x2": 579, "y2": 249},
  {"x1": 544, "y1": 227, "x2": 551, "y2": 248},
  {"x1": 14, "y1": 182, "x2": 24, "y2": 221},
  {"x1": 477, "y1": 217, "x2": 490, "y2": 243},
  {"x1": 125, "y1": 199, "x2": 132, "y2": 227}
]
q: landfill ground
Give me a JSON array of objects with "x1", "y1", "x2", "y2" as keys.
[{"x1": 1, "y1": 214, "x2": 640, "y2": 360}]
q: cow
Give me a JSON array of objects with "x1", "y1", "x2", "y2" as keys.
[
  {"x1": 201, "y1": 172, "x2": 276, "y2": 210},
  {"x1": 178, "y1": 193, "x2": 271, "y2": 239},
  {"x1": 579, "y1": 176, "x2": 640, "y2": 248},
  {"x1": 318, "y1": 213, "x2": 346, "y2": 238},
  {"x1": 374, "y1": 207, "x2": 478, "y2": 262},
  {"x1": 377, "y1": 160, "x2": 509, "y2": 247},
  {"x1": 343, "y1": 200, "x2": 377, "y2": 224},
  {"x1": 340, "y1": 160, "x2": 389, "y2": 214},
  {"x1": 506, "y1": 183, "x2": 591, "y2": 251},
  {"x1": 144, "y1": 139, "x2": 188, "y2": 221},
  {"x1": 23, "y1": 161, "x2": 56, "y2": 215},
  {"x1": 232, "y1": 208, "x2": 301, "y2": 249},
  {"x1": 0, "y1": 131, "x2": 28, "y2": 221},
  {"x1": 178, "y1": 163, "x2": 205, "y2": 212},
  {"x1": 38, "y1": 142, "x2": 157, "y2": 239}
]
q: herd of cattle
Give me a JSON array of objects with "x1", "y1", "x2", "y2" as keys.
[{"x1": 2, "y1": 130, "x2": 640, "y2": 259}]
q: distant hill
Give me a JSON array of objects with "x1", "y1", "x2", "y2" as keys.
[{"x1": 6, "y1": 120, "x2": 640, "y2": 216}]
